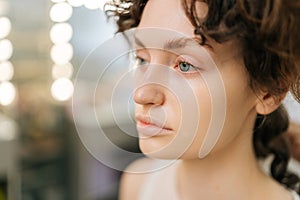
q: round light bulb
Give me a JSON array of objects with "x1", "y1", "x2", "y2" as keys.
[
  {"x1": 0, "y1": 61, "x2": 14, "y2": 81},
  {"x1": 84, "y1": 0, "x2": 102, "y2": 10},
  {"x1": 0, "y1": 39, "x2": 13, "y2": 61},
  {"x1": 50, "y1": 2, "x2": 73, "y2": 22},
  {"x1": 51, "y1": 0, "x2": 66, "y2": 2},
  {"x1": 0, "y1": 17, "x2": 11, "y2": 39},
  {"x1": 67, "y1": 0, "x2": 84, "y2": 7},
  {"x1": 51, "y1": 43, "x2": 73, "y2": 65},
  {"x1": 50, "y1": 23, "x2": 73, "y2": 44},
  {"x1": 51, "y1": 78, "x2": 74, "y2": 101},
  {"x1": 0, "y1": 119, "x2": 17, "y2": 141},
  {"x1": 0, "y1": 81, "x2": 16, "y2": 106},
  {"x1": 52, "y1": 62, "x2": 73, "y2": 79}
]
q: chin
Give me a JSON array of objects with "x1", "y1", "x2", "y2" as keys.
[{"x1": 139, "y1": 138, "x2": 193, "y2": 160}]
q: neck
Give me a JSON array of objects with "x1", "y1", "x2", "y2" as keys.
[{"x1": 177, "y1": 129, "x2": 267, "y2": 200}]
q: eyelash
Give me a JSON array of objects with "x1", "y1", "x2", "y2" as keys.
[
  {"x1": 136, "y1": 56, "x2": 148, "y2": 66},
  {"x1": 132, "y1": 50, "x2": 149, "y2": 67},
  {"x1": 133, "y1": 51, "x2": 201, "y2": 75},
  {"x1": 174, "y1": 57, "x2": 200, "y2": 75}
]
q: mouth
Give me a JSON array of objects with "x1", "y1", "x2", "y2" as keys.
[{"x1": 135, "y1": 114, "x2": 174, "y2": 138}]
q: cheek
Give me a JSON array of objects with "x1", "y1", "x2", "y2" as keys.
[
  {"x1": 223, "y1": 64, "x2": 255, "y2": 124},
  {"x1": 208, "y1": 65, "x2": 257, "y2": 152},
  {"x1": 177, "y1": 67, "x2": 255, "y2": 158},
  {"x1": 181, "y1": 77, "x2": 214, "y2": 158},
  {"x1": 136, "y1": 64, "x2": 255, "y2": 159},
  {"x1": 137, "y1": 79, "x2": 206, "y2": 159}
]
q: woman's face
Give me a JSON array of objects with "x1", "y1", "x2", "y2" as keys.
[{"x1": 133, "y1": 0, "x2": 258, "y2": 159}]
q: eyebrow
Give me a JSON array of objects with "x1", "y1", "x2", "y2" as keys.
[{"x1": 134, "y1": 35, "x2": 203, "y2": 50}]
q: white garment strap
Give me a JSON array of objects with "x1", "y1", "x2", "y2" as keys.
[{"x1": 291, "y1": 190, "x2": 300, "y2": 200}]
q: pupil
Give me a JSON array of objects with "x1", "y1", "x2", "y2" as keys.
[{"x1": 180, "y1": 62, "x2": 189, "y2": 71}]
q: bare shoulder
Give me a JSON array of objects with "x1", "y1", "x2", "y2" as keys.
[{"x1": 119, "y1": 157, "x2": 156, "y2": 200}]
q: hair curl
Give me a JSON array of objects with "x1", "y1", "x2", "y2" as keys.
[{"x1": 106, "y1": 0, "x2": 300, "y2": 193}]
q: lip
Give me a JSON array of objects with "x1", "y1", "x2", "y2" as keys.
[{"x1": 135, "y1": 114, "x2": 174, "y2": 138}]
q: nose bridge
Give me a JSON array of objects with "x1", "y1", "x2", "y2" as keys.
[
  {"x1": 133, "y1": 49, "x2": 172, "y2": 106},
  {"x1": 151, "y1": 48, "x2": 174, "y2": 66},
  {"x1": 138, "y1": 49, "x2": 173, "y2": 83}
]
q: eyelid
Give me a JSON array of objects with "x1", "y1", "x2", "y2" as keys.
[
  {"x1": 176, "y1": 55, "x2": 202, "y2": 70},
  {"x1": 132, "y1": 49, "x2": 150, "y2": 68},
  {"x1": 134, "y1": 48, "x2": 150, "y2": 60}
]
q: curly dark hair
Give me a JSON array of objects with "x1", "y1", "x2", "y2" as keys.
[{"x1": 106, "y1": 0, "x2": 300, "y2": 193}]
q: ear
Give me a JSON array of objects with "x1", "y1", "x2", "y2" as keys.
[{"x1": 256, "y1": 92, "x2": 287, "y2": 115}]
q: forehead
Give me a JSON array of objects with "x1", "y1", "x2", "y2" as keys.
[
  {"x1": 134, "y1": 28, "x2": 196, "y2": 49},
  {"x1": 137, "y1": 0, "x2": 243, "y2": 63},
  {"x1": 138, "y1": 0, "x2": 195, "y2": 37}
]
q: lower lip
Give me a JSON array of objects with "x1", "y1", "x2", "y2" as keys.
[{"x1": 136, "y1": 122, "x2": 173, "y2": 138}]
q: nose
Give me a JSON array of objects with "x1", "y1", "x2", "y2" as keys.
[{"x1": 133, "y1": 84, "x2": 165, "y2": 106}]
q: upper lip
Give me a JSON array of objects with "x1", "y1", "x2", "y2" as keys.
[{"x1": 135, "y1": 114, "x2": 173, "y2": 130}]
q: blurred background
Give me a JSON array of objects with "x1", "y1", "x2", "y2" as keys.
[
  {"x1": 0, "y1": 0, "x2": 299, "y2": 200},
  {"x1": 0, "y1": 0, "x2": 140, "y2": 199}
]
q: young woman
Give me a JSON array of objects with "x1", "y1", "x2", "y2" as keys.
[{"x1": 107, "y1": 0, "x2": 300, "y2": 199}]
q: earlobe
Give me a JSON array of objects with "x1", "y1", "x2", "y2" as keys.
[{"x1": 255, "y1": 93, "x2": 286, "y2": 115}]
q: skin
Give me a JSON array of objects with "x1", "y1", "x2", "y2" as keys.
[{"x1": 119, "y1": 0, "x2": 293, "y2": 199}]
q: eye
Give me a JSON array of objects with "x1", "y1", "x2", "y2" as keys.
[
  {"x1": 176, "y1": 61, "x2": 199, "y2": 73},
  {"x1": 178, "y1": 62, "x2": 193, "y2": 72},
  {"x1": 174, "y1": 55, "x2": 201, "y2": 74},
  {"x1": 136, "y1": 56, "x2": 148, "y2": 66},
  {"x1": 132, "y1": 50, "x2": 149, "y2": 67}
]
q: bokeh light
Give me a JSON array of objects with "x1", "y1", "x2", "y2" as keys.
[
  {"x1": 50, "y1": 43, "x2": 73, "y2": 65},
  {"x1": 51, "y1": 0, "x2": 66, "y2": 2},
  {"x1": 0, "y1": 118, "x2": 17, "y2": 141},
  {"x1": 0, "y1": 17, "x2": 11, "y2": 39},
  {"x1": 0, "y1": 61, "x2": 14, "y2": 81},
  {"x1": 51, "y1": 78, "x2": 74, "y2": 101},
  {"x1": 67, "y1": 0, "x2": 84, "y2": 7},
  {"x1": 0, "y1": 39, "x2": 13, "y2": 61},
  {"x1": 52, "y1": 62, "x2": 73, "y2": 79},
  {"x1": 0, "y1": 81, "x2": 16, "y2": 106},
  {"x1": 50, "y1": 22, "x2": 73, "y2": 44},
  {"x1": 50, "y1": 2, "x2": 73, "y2": 22},
  {"x1": 84, "y1": 0, "x2": 102, "y2": 10}
]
